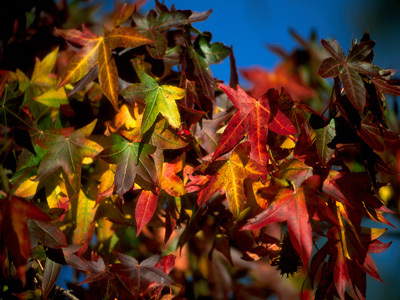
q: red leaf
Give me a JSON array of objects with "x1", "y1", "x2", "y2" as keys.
[
  {"x1": 1, "y1": 197, "x2": 51, "y2": 284},
  {"x1": 242, "y1": 186, "x2": 313, "y2": 267},
  {"x1": 135, "y1": 189, "x2": 159, "y2": 236},
  {"x1": 241, "y1": 65, "x2": 316, "y2": 100},
  {"x1": 213, "y1": 84, "x2": 296, "y2": 165},
  {"x1": 154, "y1": 254, "x2": 176, "y2": 275}
]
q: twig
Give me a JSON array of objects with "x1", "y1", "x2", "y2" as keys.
[{"x1": 35, "y1": 273, "x2": 80, "y2": 300}]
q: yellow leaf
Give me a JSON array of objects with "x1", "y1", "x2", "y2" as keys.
[
  {"x1": 113, "y1": 104, "x2": 142, "y2": 131},
  {"x1": 58, "y1": 38, "x2": 103, "y2": 88},
  {"x1": 73, "y1": 190, "x2": 97, "y2": 254},
  {"x1": 14, "y1": 177, "x2": 39, "y2": 198},
  {"x1": 32, "y1": 47, "x2": 59, "y2": 82},
  {"x1": 98, "y1": 40, "x2": 119, "y2": 110},
  {"x1": 34, "y1": 87, "x2": 68, "y2": 107}
]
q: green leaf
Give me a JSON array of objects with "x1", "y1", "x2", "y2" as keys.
[
  {"x1": 33, "y1": 88, "x2": 69, "y2": 107},
  {"x1": 315, "y1": 118, "x2": 336, "y2": 165},
  {"x1": 121, "y1": 69, "x2": 185, "y2": 135},
  {"x1": 196, "y1": 33, "x2": 231, "y2": 65}
]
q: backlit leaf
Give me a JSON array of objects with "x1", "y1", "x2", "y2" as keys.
[
  {"x1": 98, "y1": 37, "x2": 119, "y2": 111},
  {"x1": 315, "y1": 118, "x2": 336, "y2": 165},
  {"x1": 73, "y1": 189, "x2": 97, "y2": 256},
  {"x1": 97, "y1": 134, "x2": 157, "y2": 198},
  {"x1": 36, "y1": 120, "x2": 103, "y2": 186},
  {"x1": 121, "y1": 69, "x2": 186, "y2": 135},
  {"x1": 135, "y1": 189, "x2": 159, "y2": 236},
  {"x1": 214, "y1": 84, "x2": 296, "y2": 165},
  {"x1": 198, "y1": 142, "x2": 268, "y2": 218}
]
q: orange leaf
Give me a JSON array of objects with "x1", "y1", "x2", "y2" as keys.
[{"x1": 98, "y1": 39, "x2": 119, "y2": 110}]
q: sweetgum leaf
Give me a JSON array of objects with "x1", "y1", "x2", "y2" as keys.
[
  {"x1": 318, "y1": 39, "x2": 382, "y2": 111},
  {"x1": 135, "y1": 189, "x2": 159, "y2": 236},
  {"x1": 111, "y1": 252, "x2": 173, "y2": 295},
  {"x1": 58, "y1": 31, "x2": 103, "y2": 88},
  {"x1": 36, "y1": 120, "x2": 103, "y2": 186},
  {"x1": 214, "y1": 84, "x2": 296, "y2": 165},
  {"x1": 73, "y1": 190, "x2": 97, "y2": 256},
  {"x1": 121, "y1": 69, "x2": 185, "y2": 135},
  {"x1": 315, "y1": 118, "x2": 336, "y2": 165},
  {"x1": 196, "y1": 33, "x2": 231, "y2": 65},
  {"x1": 98, "y1": 35, "x2": 119, "y2": 111},
  {"x1": 58, "y1": 25, "x2": 152, "y2": 110},
  {"x1": 195, "y1": 106, "x2": 235, "y2": 154},
  {"x1": 241, "y1": 66, "x2": 316, "y2": 100},
  {"x1": 1, "y1": 197, "x2": 51, "y2": 285},
  {"x1": 98, "y1": 134, "x2": 157, "y2": 198},
  {"x1": 29, "y1": 220, "x2": 68, "y2": 249},
  {"x1": 198, "y1": 142, "x2": 268, "y2": 218},
  {"x1": 42, "y1": 257, "x2": 62, "y2": 300},
  {"x1": 243, "y1": 186, "x2": 313, "y2": 268},
  {"x1": 150, "y1": 118, "x2": 189, "y2": 150}
]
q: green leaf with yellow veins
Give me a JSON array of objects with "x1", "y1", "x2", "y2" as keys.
[{"x1": 121, "y1": 69, "x2": 186, "y2": 135}]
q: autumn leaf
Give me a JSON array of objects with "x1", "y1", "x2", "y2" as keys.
[
  {"x1": 57, "y1": 26, "x2": 103, "y2": 88},
  {"x1": 213, "y1": 84, "x2": 296, "y2": 165},
  {"x1": 318, "y1": 39, "x2": 382, "y2": 111},
  {"x1": 158, "y1": 153, "x2": 187, "y2": 197},
  {"x1": 241, "y1": 65, "x2": 316, "y2": 100},
  {"x1": 111, "y1": 252, "x2": 173, "y2": 295},
  {"x1": 197, "y1": 142, "x2": 268, "y2": 218},
  {"x1": 97, "y1": 134, "x2": 157, "y2": 199},
  {"x1": 42, "y1": 258, "x2": 62, "y2": 300},
  {"x1": 195, "y1": 109, "x2": 235, "y2": 154},
  {"x1": 29, "y1": 220, "x2": 68, "y2": 249},
  {"x1": 1, "y1": 197, "x2": 51, "y2": 285},
  {"x1": 35, "y1": 120, "x2": 103, "y2": 186},
  {"x1": 73, "y1": 189, "x2": 98, "y2": 256},
  {"x1": 57, "y1": 25, "x2": 152, "y2": 110},
  {"x1": 242, "y1": 171, "x2": 336, "y2": 268},
  {"x1": 121, "y1": 69, "x2": 186, "y2": 135},
  {"x1": 314, "y1": 118, "x2": 336, "y2": 165},
  {"x1": 243, "y1": 185, "x2": 312, "y2": 267},
  {"x1": 135, "y1": 189, "x2": 159, "y2": 236}
]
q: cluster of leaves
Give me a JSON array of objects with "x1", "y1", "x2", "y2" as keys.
[{"x1": 1, "y1": 1, "x2": 399, "y2": 299}]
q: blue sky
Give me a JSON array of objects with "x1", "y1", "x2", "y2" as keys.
[{"x1": 137, "y1": 0, "x2": 399, "y2": 85}]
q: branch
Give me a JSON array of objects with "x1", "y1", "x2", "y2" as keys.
[{"x1": 35, "y1": 273, "x2": 80, "y2": 300}]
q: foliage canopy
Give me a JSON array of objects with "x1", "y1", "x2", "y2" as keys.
[{"x1": 0, "y1": 1, "x2": 399, "y2": 299}]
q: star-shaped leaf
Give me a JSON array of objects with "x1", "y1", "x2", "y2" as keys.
[
  {"x1": 214, "y1": 84, "x2": 296, "y2": 165},
  {"x1": 318, "y1": 39, "x2": 382, "y2": 111},
  {"x1": 36, "y1": 120, "x2": 103, "y2": 186},
  {"x1": 197, "y1": 142, "x2": 268, "y2": 218},
  {"x1": 111, "y1": 252, "x2": 173, "y2": 296},
  {"x1": 121, "y1": 69, "x2": 186, "y2": 135},
  {"x1": 97, "y1": 134, "x2": 157, "y2": 199},
  {"x1": 57, "y1": 25, "x2": 152, "y2": 110}
]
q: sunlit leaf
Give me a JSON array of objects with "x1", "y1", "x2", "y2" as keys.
[{"x1": 121, "y1": 69, "x2": 186, "y2": 135}]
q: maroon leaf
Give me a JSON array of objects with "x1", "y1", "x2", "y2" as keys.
[{"x1": 42, "y1": 257, "x2": 62, "y2": 300}]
